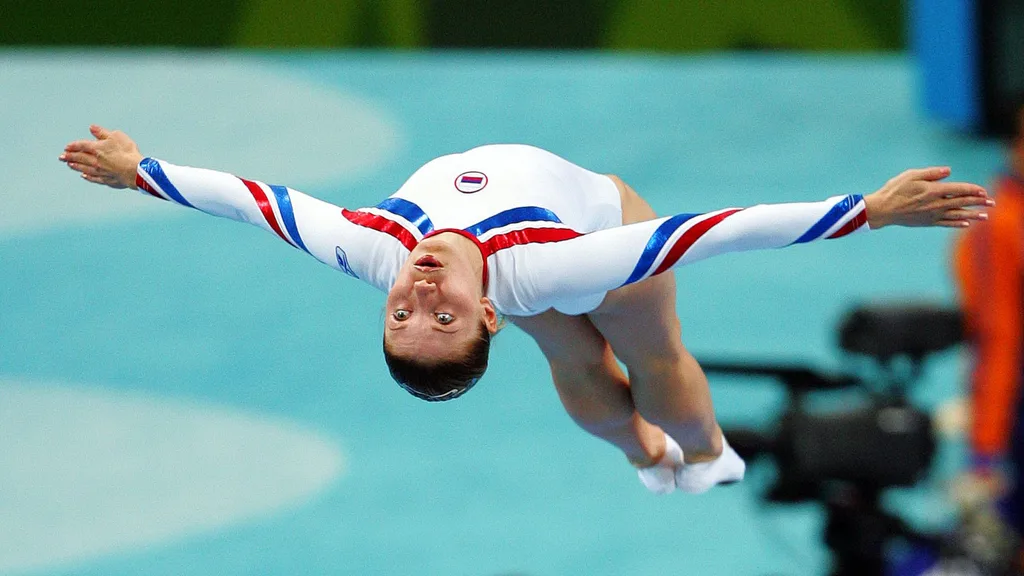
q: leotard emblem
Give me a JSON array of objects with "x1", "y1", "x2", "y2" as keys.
[
  {"x1": 455, "y1": 171, "x2": 488, "y2": 194},
  {"x1": 335, "y1": 246, "x2": 359, "y2": 278}
]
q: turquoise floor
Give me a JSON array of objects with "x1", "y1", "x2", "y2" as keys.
[{"x1": 0, "y1": 51, "x2": 1005, "y2": 575}]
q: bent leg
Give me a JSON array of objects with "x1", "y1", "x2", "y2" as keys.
[
  {"x1": 510, "y1": 309, "x2": 665, "y2": 466},
  {"x1": 589, "y1": 274, "x2": 722, "y2": 461}
]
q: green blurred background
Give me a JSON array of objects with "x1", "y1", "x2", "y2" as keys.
[{"x1": 3, "y1": 0, "x2": 905, "y2": 51}]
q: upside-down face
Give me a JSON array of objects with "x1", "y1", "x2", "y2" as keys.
[{"x1": 384, "y1": 233, "x2": 498, "y2": 365}]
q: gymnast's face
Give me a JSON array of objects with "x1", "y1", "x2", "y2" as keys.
[{"x1": 385, "y1": 234, "x2": 498, "y2": 362}]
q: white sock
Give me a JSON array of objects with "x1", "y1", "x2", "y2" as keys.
[
  {"x1": 636, "y1": 433, "x2": 684, "y2": 494},
  {"x1": 674, "y1": 435, "x2": 746, "y2": 494}
]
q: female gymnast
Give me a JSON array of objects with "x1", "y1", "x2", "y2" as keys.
[{"x1": 60, "y1": 125, "x2": 992, "y2": 495}]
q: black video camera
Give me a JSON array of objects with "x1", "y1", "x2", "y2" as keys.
[{"x1": 703, "y1": 302, "x2": 965, "y2": 575}]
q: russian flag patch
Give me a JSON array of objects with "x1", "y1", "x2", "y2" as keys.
[{"x1": 455, "y1": 171, "x2": 488, "y2": 193}]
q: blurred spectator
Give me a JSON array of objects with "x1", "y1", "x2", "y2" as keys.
[{"x1": 950, "y1": 102, "x2": 1024, "y2": 572}]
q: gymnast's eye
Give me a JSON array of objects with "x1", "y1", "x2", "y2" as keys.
[
  {"x1": 393, "y1": 309, "x2": 410, "y2": 321},
  {"x1": 435, "y1": 312, "x2": 454, "y2": 325}
]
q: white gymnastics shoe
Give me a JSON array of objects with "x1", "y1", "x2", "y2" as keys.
[
  {"x1": 674, "y1": 435, "x2": 746, "y2": 494},
  {"x1": 636, "y1": 433, "x2": 685, "y2": 494}
]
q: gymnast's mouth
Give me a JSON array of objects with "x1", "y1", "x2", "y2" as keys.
[{"x1": 414, "y1": 255, "x2": 443, "y2": 271}]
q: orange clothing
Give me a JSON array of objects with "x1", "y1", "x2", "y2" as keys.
[{"x1": 953, "y1": 174, "x2": 1024, "y2": 464}]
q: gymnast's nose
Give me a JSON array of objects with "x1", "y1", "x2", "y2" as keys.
[{"x1": 413, "y1": 279, "x2": 437, "y2": 298}]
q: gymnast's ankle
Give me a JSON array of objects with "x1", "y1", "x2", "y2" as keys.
[{"x1": 628, "y1": 448, "x2": 664, "y2": 469}]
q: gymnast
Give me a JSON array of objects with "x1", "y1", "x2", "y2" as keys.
[{"x1": 60, "y1": 125, "x2": 992, "y2": 495}]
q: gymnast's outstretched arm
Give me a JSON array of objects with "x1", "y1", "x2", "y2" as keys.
[
  {"x1": 59, "y1": 125, "x2": 406, "y2": 292},
  {"x1": 528, "y1": 168, "x2": 991, "y2": 309}
]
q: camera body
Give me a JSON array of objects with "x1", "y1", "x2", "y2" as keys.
[
  {"x1": 718, "y1": 302, "x2": 959, "y2": 493},
  {"x1": 777, "y1": 400, "x2": 935, "y2": 490}
]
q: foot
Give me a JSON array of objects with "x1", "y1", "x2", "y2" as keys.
[
  {"x1": 636, "y1": 433, "x2": 746, "y2": 494},
  {"x1": 636, "y1": 433, "x2": 684, "y2": 494},
  {"x1": 674, "y1": 436, "x2": 745, "y2": 494}
]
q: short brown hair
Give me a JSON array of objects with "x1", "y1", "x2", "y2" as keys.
[{"x1": 383, "y1": 322, "x2": 492, "y2": 401}]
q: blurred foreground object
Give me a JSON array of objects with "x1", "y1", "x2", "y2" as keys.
[
  {"x1": 945, "y1": 103, "x2": 1024, "y2": 574},
  {"x1": 922, "y1": 501, "x2": 1020, "y2": 576},
  {"x1": 952, "y1": 103, "x2": 1024, "y2": 521},
  {"x1": 703, "y1": 301, "x2": 965, "y2": 576}
]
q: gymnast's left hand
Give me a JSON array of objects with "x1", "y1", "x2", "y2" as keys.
[
  {"x1": 59, "y1": 125, "x2": 143, "y2": 190},
  {"x1": 864, "y1": 166, "x2": 993, "y2": 229}
]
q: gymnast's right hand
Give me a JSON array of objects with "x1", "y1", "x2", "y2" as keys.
[{"x1": 59, "y1": 125, "x2": 143, "y2": 190}]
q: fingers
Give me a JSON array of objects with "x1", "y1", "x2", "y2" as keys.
[
  {"x1": 945, "y1": 194, "x2": 996, "y2": 209},
  {"x1": 64, "y1": 125, "x2": 110, "y2": 153},
  {"x1": 62, "y1": 154, "x2": 110, "y2": 179},
  {"x1": 931, "y1": 181, "x2": 989, "y2": 199},
  {"x1": 90, "y1": 124, "x2": 111, "y2": 139},
  {"x1": 81, "y1": 173, "x2": 124, "y2": 188},
  {"x1": 63, "y1": 160, "x2": 105, "y2": 177},
  {"x1": 59, "y1": 150, "x2": 95, "y2": 171},
  {"x1": 901, "y1": 166, "x2": 952, "y2": 182},
  {"x1": 63, "y1": 139, "x2": 100, "y2": 154},
  {"x1": 931, "y1": 185, "x2": 994, "y2": 225},
  {"x1": 943, "y1": 208, "x2": 989, "y2": 223},
  {"x1": 64, "y1": 160, "x2": 124, "y2": 188},
  {"x1": 937, "y1": 207, "x2": 990, "y2": 228},
  {"x1": 58, "y1": 151, "x2": 96, "y2": 166},
  {"x1": 936, "y1": 220, "x2": 973, "y2": 229},
  {"x1": 62, "y1": 125, "x2": 114, "y2": 155}
]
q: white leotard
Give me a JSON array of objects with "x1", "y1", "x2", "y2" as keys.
[{"x1": 134, "y1": 144, "x2": 869, "y2": 316}]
